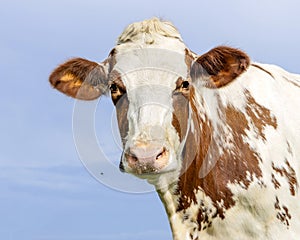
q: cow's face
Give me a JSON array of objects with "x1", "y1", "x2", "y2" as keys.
[
  {"x1": 49, "y1": 44, "x2": 249, "y2": 184},
  {"x1": 109, "y1": 48, "x2": 192, "y2": 179}
]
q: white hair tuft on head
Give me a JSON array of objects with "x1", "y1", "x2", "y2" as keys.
[{"x1": 117, "y1": 17, "x2": 183, "y2": 45}]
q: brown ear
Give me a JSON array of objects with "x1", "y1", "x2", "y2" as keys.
[
  {"x1": 49, "y1": 58, "x2": 108, "y2": 100},
  {"x1": 190, "y1": 46, "x2": 250, "y2": 88}
]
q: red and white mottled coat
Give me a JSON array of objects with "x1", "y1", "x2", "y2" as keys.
[{"x1": 50, "y1": 18, "x2": 300, "y2": 240}]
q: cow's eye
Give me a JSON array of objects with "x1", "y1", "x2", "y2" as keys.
[
  {"x1": 110, "y1": 83, "x2": 118, "y2": 93},
  {"x1": 181, "y1": 81, "x2": 190, "y2": 90}
]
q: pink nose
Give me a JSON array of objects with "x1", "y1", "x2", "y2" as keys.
[{"x1": 125, "y1": 144, "x2": 168, "y2": 174}]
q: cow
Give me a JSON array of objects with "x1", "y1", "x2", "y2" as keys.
[{"x1": 49, "y1": 18, "x2": 300, "y2": 240}]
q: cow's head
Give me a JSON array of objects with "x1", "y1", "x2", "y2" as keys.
[{"x1": 50, "y1": 18, "x2": 250, "y2": 187}]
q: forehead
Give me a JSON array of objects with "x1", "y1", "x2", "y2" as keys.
[{"x1": 111, "y1": 47, "x2": 188, "y2": 88}]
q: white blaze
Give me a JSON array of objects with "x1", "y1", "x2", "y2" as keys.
[{"x1": 113, "y1": 48, "x2": 188, "y2": 145}]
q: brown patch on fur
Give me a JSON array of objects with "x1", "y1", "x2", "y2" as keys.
[
  {"x1": 196, "y1": 201, "x2": 214, "y2": 231},
  {"x1": 245, "y1": 90, "x2": 277, "y2": 140},
  {"x1": 172, "y1": 77, "x2": 191, "y2": 141},
  {"x1": 115, "y1": 93, "x2": 129, "y2": 147},
  {"x1": 272, "y1": 160, "x2": 298, "y2": 196},
  {"x1": 274, "y1": 196, "x2": 292, "y2": 227},
  {"x1": 176, "y1": 86, "x2": 211, "y2": 210},
  {"x1": 108, "y1": 70, "x2": 128, "y2": 145},
  {"x1": 213, "y1": 104, "x2": 263, "y2": 194},
  {"x1": 272, "y1": 174, "x2": 281, "y2": 189},
  {"x1": 49, "y1": 58, "x2": 108, "y2": 100},
  {"x1": 177, "y1": 91, "x2": 264, "y2": 224},
  {"x1": 190, "y1": 46, "x2": 250, "y2": 88},
  {"x1": 274, "y1": 196, "x2": 280, "y2": 210}
]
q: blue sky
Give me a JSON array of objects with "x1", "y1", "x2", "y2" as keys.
[{"x1": 1, "y1": 0, "x2": 300, "y2": 239}]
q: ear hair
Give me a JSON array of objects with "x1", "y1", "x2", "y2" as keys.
[
  {"x1": 190, "y1": 46, "x2": 250, "y2": 88},
  {"x1": 49, "y1": 58, "x2": 108, "y2": 100}
]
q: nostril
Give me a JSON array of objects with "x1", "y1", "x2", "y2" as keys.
[
  {"x1": 156, "y1": 147, "x2": 166, "y2": 160},
  {"x1": 130, "y1": 155, "x2": 138, "y2": 162},
  {"x1": 126, "y1": 150, "x2": 138, "y2": 163}
]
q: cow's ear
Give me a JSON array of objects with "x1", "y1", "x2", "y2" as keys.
[
  {"x1": 190, "y1": 46, "x2": 250, "y2": 88},
  {"x1": 49, "y1": 58, "x2": 109, "y2": 100}
]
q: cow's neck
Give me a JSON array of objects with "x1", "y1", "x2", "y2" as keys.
[{"x1": 156, "y1": 88, "x2": 266, "y2": 239}]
